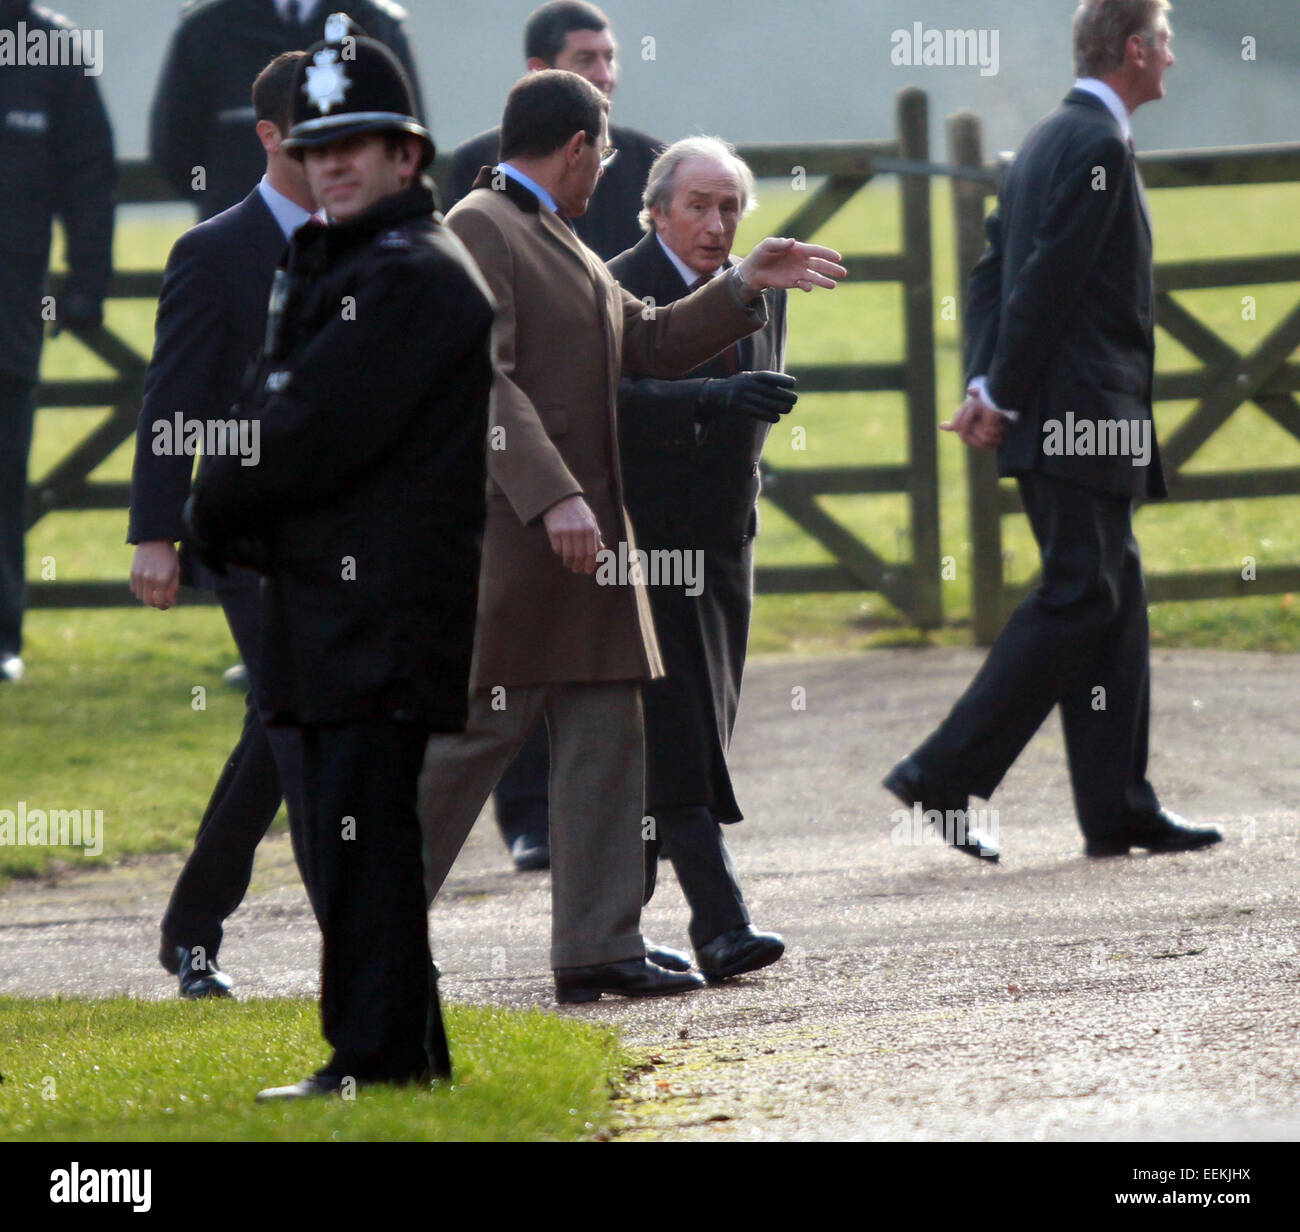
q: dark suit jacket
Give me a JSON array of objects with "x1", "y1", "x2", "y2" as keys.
[
  {"x1": 128, "y1": 187, "x2": 288, "y2": 582},
  {"x1": 444, "y1": 123, "x2": 662, "y2": 261},
  {"x1": 150, "y1": 0, "x2": 423, "y2": 220},
  {"x1": 967, "y1": 88, "x2": 1165, "y2": 500},
  {"x1": 610, "y1": 230, "x2": 788, "y2": 551},
  {"x1": 609, "y1": 231, "x2": 787, "y2": 820}
]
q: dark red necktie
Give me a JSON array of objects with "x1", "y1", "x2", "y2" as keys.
[{"x1": 690, "y1": 273, "x2": 742, "y2": 374}]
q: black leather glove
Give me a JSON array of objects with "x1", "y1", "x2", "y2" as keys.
[
  {"x1": 50, "y1": 290, "x2": 103, "y2": 337},
  {"x1": 697, "y1": 371, "x2": 798, "y2": 424}
]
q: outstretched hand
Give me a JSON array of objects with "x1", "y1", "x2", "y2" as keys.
[{"x1": 738, "y1": 237, "x2": 847, "y2": 293}]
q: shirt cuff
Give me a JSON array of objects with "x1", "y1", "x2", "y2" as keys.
[{"x1": 969, "y1": 375, "x2": 1019, "y2": 422}]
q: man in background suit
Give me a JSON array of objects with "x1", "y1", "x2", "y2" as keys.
[
  {"x1": 610, "y1": 138, "x2": 790, "y2": 980},
  {"x1": 419, "y1": 70, "x2": 845, "y2": 1004},
  {"x1": 446, "y1": 1, "x2": 664, "y2": 872},
  {"x1": 128, "y1": 52, "x2": 311, "y2": 997},
  {"x1": 150, "y1": 0, "x2": 422, "y2": 221},
  {"x1": 885, "y1": 0, "x2": 1221, "y2": 860}
]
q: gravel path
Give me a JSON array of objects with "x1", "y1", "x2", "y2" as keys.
[{"x1": 2, "y1": 648, "x2": 1297, "y2": 1141}]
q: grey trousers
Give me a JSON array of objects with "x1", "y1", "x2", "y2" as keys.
[{"x1": 418, "y1": 681, "x2": 648, "y2": 970}]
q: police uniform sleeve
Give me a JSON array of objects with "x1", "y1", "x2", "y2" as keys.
[
  {"x1": 148, "y1": 23, "x2": 206, "y2": 202},
  {"x1": 51, "y1": 60, "x2": 116, "y2": 317}
]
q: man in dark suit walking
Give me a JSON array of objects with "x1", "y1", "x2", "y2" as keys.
[
  {"x1": 150, "y1": 0, "x2": 423, "y2": 221},
  {"x1": 187, "y1": 23, "x2": 495, "y2": 1097},
  {"x1": 129, "y1": 52, "x2": 312, "y2": 998},
  {"x1": 885, "y1": 0, "x2": 1221, "y2": 861},
  {"x1": 446, "y1": 2, "x2": 664, "y2": 873},
  {"x1": 609, "y1": 138, "x2": 790, "y2": 980}
]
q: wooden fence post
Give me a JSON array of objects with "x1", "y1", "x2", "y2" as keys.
[
  {"x1": 897, "y1": 86, "x2": 941, "y2": 628},
  {"x1": 946, "y1": 110, "x2": 1004, "y2": 646}
]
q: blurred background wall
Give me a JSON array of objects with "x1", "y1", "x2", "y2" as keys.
[{"x1": 50, "y1": 0, "x2": 1300, "y2": 160}]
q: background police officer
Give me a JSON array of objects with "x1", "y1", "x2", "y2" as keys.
[
  {"x1": 0, "y1": 0, "x2": 115, "y2": 682},
  {"x1": 150, "y1": 0, "x2": 422, "y2": 220}
]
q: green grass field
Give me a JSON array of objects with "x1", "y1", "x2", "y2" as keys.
[{"x1": 0, "y1": 998, "x2": 625, "y2": 1141}]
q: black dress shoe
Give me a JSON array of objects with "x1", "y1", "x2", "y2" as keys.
[
  {"x1": 554, "y1": 958, "x2": 704, "y2": 1004},
  {"x1": 170, "y1": 944, "x2": 234, "y2": 999},
  {"x1": 644, "y1": 940, "x2": 692, "y2": 972},
  {"x1": 696, "y1": 925, "x2": 785, "y2": 983},
  {"x1": 1085, "y1": 810, "x2": 1223, "y2": 857},
  {"x1": 510, "y1": 833, "x2": 551, "y2": 872},
  {"x1": 883, "y1": 755, "x2": 1000, "y2": 861}
]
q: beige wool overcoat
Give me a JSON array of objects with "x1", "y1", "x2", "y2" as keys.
[{"x1": 445, "y1": 172, "x2": 766, "y2": 690}]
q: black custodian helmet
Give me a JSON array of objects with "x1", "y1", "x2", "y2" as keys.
[{"x1": 282, "y1": 12, "x2": 434, "y2": 168}]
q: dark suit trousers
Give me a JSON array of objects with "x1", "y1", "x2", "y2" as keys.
[
  {"x1": 913, "y1": 473, "x2": 1161, "y2": 839},
  {"x1": 0, "y1": 375, "x2": 36, "y2": 655},
  {"x1": 160, "y1": 568, "x2": 307, "y2": 957},
  {"x1": 298, "y1": 717, "x2": 449, "y2": 1082},
  {"x1": 645, "y1": 805, "x2": 749, "y2": 951}
]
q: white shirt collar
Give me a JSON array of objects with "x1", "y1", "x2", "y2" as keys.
[
  {"x1": 496, "y1": 163, "x2": 559, "y2": 215},
  {"x1": 274, "y1": 0, "x2": 321, "y2": 23},
  {"x1": 258, "y1": 174, "x2": 315, "y2": 241},
  {"x1": 655, "y1": 233, "x2": 725, "y2": 290},
  {"x1": 1074, "y1": 78, "x2": 1132, "y2": 142}
]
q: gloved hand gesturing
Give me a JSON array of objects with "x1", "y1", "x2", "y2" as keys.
[{"x1": 697, "y1": 371, "x2": 798, "y2": 425}]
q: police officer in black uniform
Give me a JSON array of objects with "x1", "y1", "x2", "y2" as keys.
[
  {"x1": 150, "y1": 0, "x2": 423, "y2": 220},
  {"x1": 186, "y1": 16, "x2": 495, "y2": 1098},
  {"x1": 0, "y1": 0, "x2": 115, "y2": 682}
]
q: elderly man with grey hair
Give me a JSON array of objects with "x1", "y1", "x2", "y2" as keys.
[{"x1": 608, "y1": 136, "x2": 794, "y2": 981}]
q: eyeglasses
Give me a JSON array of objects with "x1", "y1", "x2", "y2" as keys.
[{"x1": 599, "y1": 146, "x2": 619, "y2": 170}]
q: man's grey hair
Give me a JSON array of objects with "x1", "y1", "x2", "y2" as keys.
[
  {"x1": 1072, "y1": 0, "x2": 1171, "y2": 78},
  {"x1": 638, "y1": 136, "x2": 758, "y2": 233}
]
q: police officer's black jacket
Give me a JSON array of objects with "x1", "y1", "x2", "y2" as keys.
[
  {"x1": 0, "y1": 0, "x2": 115, "y2": 381},
  {"x1": 187, "y1": 182, "x2": 495, "y2": 730},
  {"x1": 150, "y1": 0, "x2": 423, "y2": 220}
]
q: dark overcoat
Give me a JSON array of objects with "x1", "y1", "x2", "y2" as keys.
[
  {"x1": 608, "y1": 231, "x2": 788, "y2": 821},
  {"x1": 187, "y1": 183, "x2": 494, "y2": 730}
]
